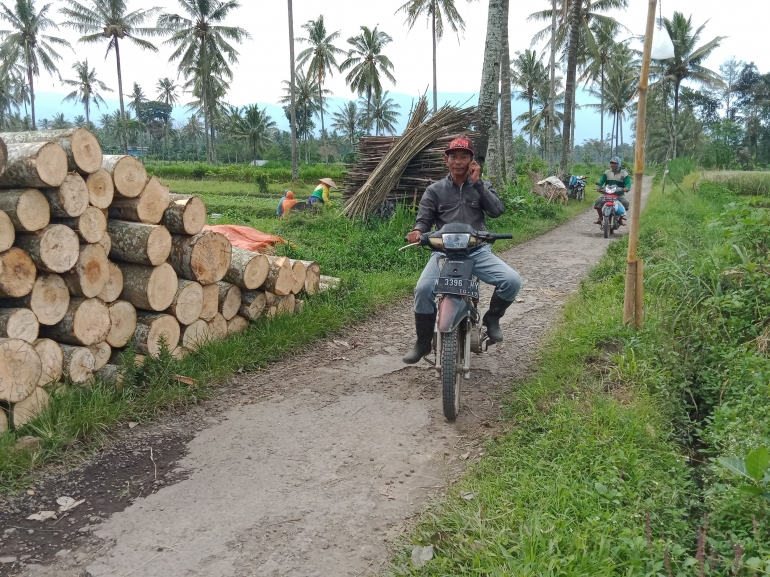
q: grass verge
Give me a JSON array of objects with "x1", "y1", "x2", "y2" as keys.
[{"x1": 0, "y1": 182, "x2": 590, "y2": 494}]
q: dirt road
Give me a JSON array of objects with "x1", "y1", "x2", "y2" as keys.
[{"x1": 1, "y1": 178, "x2": 651, "y2": 577}]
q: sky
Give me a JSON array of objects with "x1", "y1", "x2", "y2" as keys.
[{"x1": 20, "y1": 0, "x2": 765, "y2": 144}]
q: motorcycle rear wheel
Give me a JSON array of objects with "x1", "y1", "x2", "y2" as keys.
[{"x1": 441, "y1": 327, "x2": 461, "y2": 422}]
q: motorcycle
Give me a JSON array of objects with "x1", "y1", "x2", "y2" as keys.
[
  {"x1": 598, "y1": 184, "x2": 625, "y2": 238},
  {"x1": 567, "y1": 174, "x2": 586, "y2": 201},
  {"x1": 400, "y1": 223, "x2": 512, "y2": 421}
]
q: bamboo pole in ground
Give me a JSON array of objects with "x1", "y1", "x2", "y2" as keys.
[{"x1": 623, "y1": 0, "x2": 656, "y2": 328}]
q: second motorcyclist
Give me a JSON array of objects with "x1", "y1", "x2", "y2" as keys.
[{"x1": 594, "y1": 156, "x2": 631, "y2": 225}]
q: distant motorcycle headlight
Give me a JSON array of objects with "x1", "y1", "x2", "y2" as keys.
[{"x1": 441, "y1": 233, "x2": 471, "y2": 249}]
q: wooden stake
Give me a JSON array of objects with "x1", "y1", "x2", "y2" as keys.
[{"x1": 635, "y1": 259, "x2": 644, "y2": 329}]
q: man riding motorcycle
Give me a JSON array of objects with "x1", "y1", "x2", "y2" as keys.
[
  {"x1": 403, "y1": 136, "x2": 522, "y2": 364},
  {"x1": 594, "y1": 157, "x2": 631, "y2": 226}
]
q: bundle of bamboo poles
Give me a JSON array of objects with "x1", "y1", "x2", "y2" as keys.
[
  {"x1": 0, "y1": 128, "x2": 326, "y2": 432},
  {"x1": 343, "y1": 102, "x2": 477, "y2": 218}
]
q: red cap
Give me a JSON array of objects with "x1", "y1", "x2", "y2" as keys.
[{"x1": 445, "y1": 136, "x2": 475, "y2": 156}]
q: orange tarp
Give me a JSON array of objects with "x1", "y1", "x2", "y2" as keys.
[{"x1": 203, "y1": 225, "x2": 286, "y2": 252}]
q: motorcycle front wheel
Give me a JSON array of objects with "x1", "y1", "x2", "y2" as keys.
[
  {"x1": 604, "y1": 216, "x2": 611, "y2": 238},
  {"x1": 441, "y1": 327, "x2": 461, "y2": 421}
]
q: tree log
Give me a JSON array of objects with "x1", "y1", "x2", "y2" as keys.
[
  {"x1": 0, "y1": 247, "x2": 36, "y2": 297},
  {"x1": 85, "y1": 168, "x2": 114, "y2": 208},
  {"x1": 107, "y1": 220, "x2": 171, "y2": 266},
  {"x1": 87, "y1": 341, "x2": 111, "y2": 371},
  {"x1": 225, "y1": 247, "x2": 269, "y2": 290},
  {"x1": 319, "y1": 275, "x2": 341, "y2": 292},
  {"x1": 42, "y1": 173, "x2": 89, "y2": 217},
  {"x1": 106, "y1": 300, "x2": 137, "y2": 348},
  {"x1": 133, "y1": 311, "x2": 180, "y2": 357},
  {"x1": 96, "y1": 231, "x2": 111, "y2": 255},
  {"x1": 239, "y1": 290, "x2": 266, "y2": 320},
  {"x1": 108, "y1": 176, "x2": 169, "y2": 225},
  {"x1": 108, "y1": 348, "x2": 144, "y2": 366},
  {"x1": 0, "y1": 210, "x2": 14, "y2": 251},
  {"x1": 227, "y1": 315, "x2": 248, "y2": 335},
  {"x1": 295, "y1": 299, "x2": 304, "y2": 314},
  {"x1": 1, "y1": 273, "x2": 69, "y2": 325},
  {"x1": 162, "y1": 194, "x2": 206, "y2": 235},
  {"x1": 0, "y1": 308, "x2": 38, "y2": 342},
  {"x1": 266, "y1": 306, "x2": 277, "y2": 319},
  {"x1": 206, "y1": 313, "x2": 227, "y2": 340},
  {"x1": 54, "y1": 206, "x2": 106, "y2": 243},
  {"x1": 170, "y1": 347, "x2": 189, "y2": 360},
  {"x1": 97, "y1": 262, "x2": 123, "y2": 303},
  {"x1": 0, "y1": 128, "x2": 103, "y2": 174},
  {"x1": 116, "y1": 262, "x2": 177, "y2": 311},
  {"x1": 299, "y1": 261, "x2": 321, "y2": 295},
  {"x1": 181, "y1": 318, "x2": 210, "y2": 351},
  {"x1": 33, "y1": 338, "x2": 62, "y2": 386},
  {"x1": 289, "y1": 259, "x2": 307, "y2": 294},
  {"x1": 275, "y1": 293, "x2": 296, "y2": 316},
  {"x1": 16, "y1": 224, "x2": 79, "y2": 274},
  {"x1": 264, "y1": 291, "x2": 276, "y2": 307},
  {"x1": 0, "y1": 188, "x2": 50, "y2": 231},
  {"x1": 169, "y1": 230, "x2": 232, "y2": 285},
  {"x1": 166, "y1": 279, "x2": 203, "y2": 325},
  {"x1": 60, "y1": 344, "x2": 94, "y2": 384},
  {"x1": 263, "y1": 256, "x2": 294, "y2": 296},
  {"x1": 217, "y1": 281, "x2": 241, "y2": 321},
  {"x1": 40, "y1": 297, "x2": 110, "y2": 346},
  {"x1": 199, "y1": 283, "x2": 218, "y2": 321},
  {"x1": 61, "y1": 243, "x2": 110, "y2": 298},
  {"x1": 0, "y1": 407, "x2": 5, "y2": 433},
  {"x1": 12, "y1": 386, "x2": 49, "y2": 428},
  {"x1": 102, "y1": 155, "x2": 146, "y2": 198},
  {"x1": 0, "y1": 142, "x2": 68, "y2": 188},
  {"x1": 0, "y1": 338, "x2": 41, "y2": 402},
  {"x1": 94, "y1": 364, "x2": 123, "y2": 386}
]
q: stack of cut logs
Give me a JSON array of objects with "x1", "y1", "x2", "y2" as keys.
[{"x1": 0, "y1": 128, "x2": 324, "y2": 433}]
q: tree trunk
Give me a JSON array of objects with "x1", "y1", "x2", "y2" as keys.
[
  {"x1": 33, "y1": 338, "x2": 62, "y2": 386},
  {"x1": 61, "y1": 244, "x2": 110, "y2": 299},
  {"x1": 85, "y1": 169, "x2": 115, "y2": 209},
  {"x1": 107, "y1": 220, "x2": 172, "y2": 266},
  {"x1": 117, "y1": 262, "x2": 178, "y2": 311},
  {"x1": 487, "y1": 123, "x2": 503, "y2": 188},
  {"x1": 181, "y1": 318, "x2": 209, "y2": 351},
  {"x1": 0, "y1": 142, "x2": 68, "y2": 188},
  {"x1": 499, "y1": 0, "x2": 516, "y2": 183},
  {"x1": 548, "y1": 0, "x2": 557, "y2": 173},
  {"x1": 262, "y1": 255, "x2": 294, "y2": 296},
  {"x1": 319, "y1": 72, "x2": 328, "y2": 167},
  {"x1": 199, "y1": 283, "x2": 219, "y2": 321},
  {"x1": 39, "y1": 297, "x2": 110, "y2": 346},
  {"x1": 432, "y1": 4, "x2": 438, "y2": 113},
  {"x1": 114, "y1": 37, "x2": 128, "y2": 154},
  {"x1": 560, "y1": 0, "x2": 581, "y2": 176},
  {"x1": 42, "y1": 174, "x2": 89, "y2": 218},
  {"x1": 288, "y1": 0, "x2": 299, "y2": 181},
  {"x1": 54, "y1": 206, "x2": 107, "y2": 244},
  {"x1": 87, "y1": 341, "x2": 111, "y2": 371},
  {"x1": 673, "y1": 80, "x2": 680, "y2": 158},
  {"x1": 0, "y1": 338, "x2": 41, "y2": 401},
  {"x1": 0, "y1": 210, "x2": 13, "y2": 252},
  {"x1": 162, "y1": 194, "x2": 206, "y2": 235},
  {"x1": 108, "y1": 176, "x2": 170, "y2": 224},
  {"x1": 217, "y1": 281, "x2": 242, "y2": 321},
  {"x1": 168, "y1": 231, "x2": 232, "y2": 286},
  {"x1": 97, "y1": 262, "x2": 123, "y2": 304},
  {"x1": 102, "y1": 155, "x2": 147, "y2": 198},
  {"x1": 106, "y1": 300, "x2": 136, "y2": 348},
  {"x1": 0, "y1": 128, "x2": 102, "y2": 174},
  {"x1": 0, "y1": 188, "x2": 50, "y2": 232},
  {"x1": 2, "y1": 273, "x2": 69, "y2": 325},
  {"x1": 600, "y1": 61, "x2": 605, "y2": 160},
  {"x1": 0, "y1": 247, "x2": 36, "y2": 297},
  {"x1": 227, "y1": 315, "x2": 248, "y2": 335},
  {"x1": 224, "y1": 247, "x2": 269, "y2": 290},
  {"x1": 239, "y1": 290, "x2": 266, "y2": 320},
  {"x1": 0, "y1": 308, "x2": 38, "y2": 343},
  {"x1": 476, "y1": 0, "x2": 505, "y2": 165},
  {"x1": 28, "y1": 64, "x2": 36, "y2": 130},
  {"x1": 15, "y1": 224, "x2": 80, "y2": 274},
  {"x1": 132, "y1": 311, "x2": 180, "y2": 357}
]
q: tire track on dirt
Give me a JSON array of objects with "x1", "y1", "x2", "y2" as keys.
[{"x1": 5, "y1": 178, "x2": 651, "y2": 577}]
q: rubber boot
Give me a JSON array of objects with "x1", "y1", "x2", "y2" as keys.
[
  {"x1": 482, "y1": 292, "x2": 514, "y2": 343},
  {"x1": 402, "y1": 312, "x2": 436, "y2": 364}
]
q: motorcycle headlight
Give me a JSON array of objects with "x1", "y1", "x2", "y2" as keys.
[{"x1": 441, "y1": 233, "x2": 471, "y2": 249}]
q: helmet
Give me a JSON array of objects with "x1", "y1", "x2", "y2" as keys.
[{"x1": 610, "y1": 156, "x2": 621, "y2": 168}]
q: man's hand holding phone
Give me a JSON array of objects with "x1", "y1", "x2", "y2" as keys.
[{"x1": 469, "y1": 160, "x2": 481, "y2": 183}]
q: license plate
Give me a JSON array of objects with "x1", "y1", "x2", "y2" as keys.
[{"x1": 437, "y1": 277, "x2": 479, "y2": 298}]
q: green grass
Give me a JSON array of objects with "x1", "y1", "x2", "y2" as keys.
[
  {"x1": 390, "y1": 173, "x2": 770, "y2": 575},
  {"x1": 145, "y1": 161, "x2": 346, "y2": 185},
  {"x1": 0, "y1": 181, "x2": 591, "y2": 494},
  {"x1": 703, "y1": 170, "x2": 770, "y2": 196}
]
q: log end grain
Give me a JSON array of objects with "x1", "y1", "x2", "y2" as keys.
[
  {"x1": 105, "y1": 155, "x2": 147, "y2": 198},
  {"x1": 16, "y1": 189, "x2": 51, "y2": 232},
  {"x1": 61, "y1": 344, "x2": 94, "y2": 384},
  {"x1": 227, "y1": 315, "x2": 249, "y2": 335},
  {"x1": 75, "y1": 206, "x2": 108, "y2": 243},
  {"x1": 181, "y1": 195, "x2": 206, "y2": 235},
  {"x1": 0, "y1": 247, "x2": 36, "y2": 297},
  {"x1": 28, "y1": 273, "x2": 70, "y2": 325},
  {"x1": 36, "y1": 142, "x2": 69, "y2": 187},
  {"x1": 98, "y1": 262, "x2": 124, "y2": 303},
  {"x1": 96, "y1": 231, "x2": 111, "y2": 255},
  {"x1": 63, "y1": 243, "x2": 110, "y2": 298},
  {"x1": 168, "y1": 280, "x2": 203, "y2": 325},
  {"x1": 106, "y1": 300, "x2": 137, "y2": 348},
  {"x1": 41, "y1": 224, "x2": 81, "y2": 273},
  {"x1": 86, "y1": 168, "x2": 115, "y2": 209},
  {"x1": 290, "y1": 260, "x2": 307, "y2": 294},
  {"x1": 239, "y1": 290, "x2": 266, "y2": 321},
  {"x1": 136, "y1": 313, "x2": 180, "y2": 358},
  {"x1": 206, "y1": 313, "x2": 227, "y2": 341},
  {"x1": 0, "y1": 210, "x2": 14, "y2": 252},
  {"x1": 33, "y1": 338, "x2": 63, "y2": 386},
  {"x1": 146, "y1": 262, "x2": 178, "y2": 311},
  {"x1": 147, "y1": 225, "x2": 172, "y2": 266},
  {"x1": 171, "y1": 231, "x2": 232, "y2": 285},
  {"x1": 164, "y1": 194, "x2": 206, "y2": 235},
  {"x1": 265, "y1": 256, "x2": 294, "y2": 296},
  {"x1": 72, "y1": 297, "x2": 111, "y2": 346},
  {"x1": 137, "y1": 176, "x2": 170, "y2": 224},
  {"x1": 87, "y1": 341, "x2": 111, "y2": 371},
  {"x1": 181, "y1": 318, "x2": 210, "y2": 351},
  {"x1": 218, "y1": 281, "x2": 241, "y2": 321},
  {"x1": 0, "y1": 338, "x2": 41, "y2": 402},
  {"x1": 0, "y1": 308, "x2": 39, "y2": 342},
  {"x1": 70, "y1": 128, "x2": 103, "y2": 174},
  {"x1": 199, "y1": 282, "x2": 219, "y2": 321}
]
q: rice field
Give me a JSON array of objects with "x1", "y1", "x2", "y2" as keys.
[{"x1": 702, "y1": 170, "x2": 770, "y2": 196}]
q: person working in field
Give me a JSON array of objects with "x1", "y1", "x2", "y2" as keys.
[
  {"x1": 276, "y1": 189, "x2": 291, "y2": 217},
  {"x1": 308, "y1": 178, "x2": 337, "y2": 206},
  {"x1": 278, "y1": 191, "x2": 298, "y2": 218},
  {"x1": 594, "y1": 156, "x2": 631, "y2": 225}
]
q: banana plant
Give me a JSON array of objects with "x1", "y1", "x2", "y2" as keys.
[{"x1": 718, "y1": 446, "x2": 770, "y2": 501}]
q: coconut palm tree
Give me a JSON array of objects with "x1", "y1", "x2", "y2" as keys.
[
  {"x1": 127, "y1": 81, "x2": 145, "y2": 113},
  {"x1": 363, "y1": 90, "x2": 401, "y2": 136},
  {"x1": 516, "y1": 77, "x2": 564, "y2": 153},
  {"x1": 280, "y1": 69, "x2": 329, "y2": 164},
  {"x1": 297, "y1": 15, "x2": 344, "y2": 166},
  {"x1": 331, "y1": 101, "x2": 362, "y2": 145},
  {"x1": 340, "y1": 25, "x2": 396, "y2": 132},
  {"x1": 182, "y1": 114, "x2": 204, "y2": 158},
  {"x1": 62, "y1": 59, "x2": 112, "y2": 126},
  {"x1": 159, "y1": 0, "x2": 250, "y2": 164},
  {"x1": 0, "y1": 0, "x2": 72, "y2": 128},
  {"x1": 511, "y1": 49, "x2": 549, "y2": 148},
  {"x1": 51, "y1": 112, "x2": 70, "y2": 129},
  {"x1": 287, "y1": 0, "x2": 299, "y2": 180},
  {"x1": 396, "y1": 0, "x2": 474, "y2": 112},
  {"x1": 60, "y1": 0, "x2": 160, "y2": 150},
  {"x1": 232, "y1": 104, "x2": 277, "y2": 162},
  {"x1": 156, "y1": 77, "x2": 179, "y2": 106},
  {"x1": 0, "y1": 64, "x2": 21, "y2": 127},
  {"x1": 651, "y1": 11, "x2": 724, "y2": 158}
]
